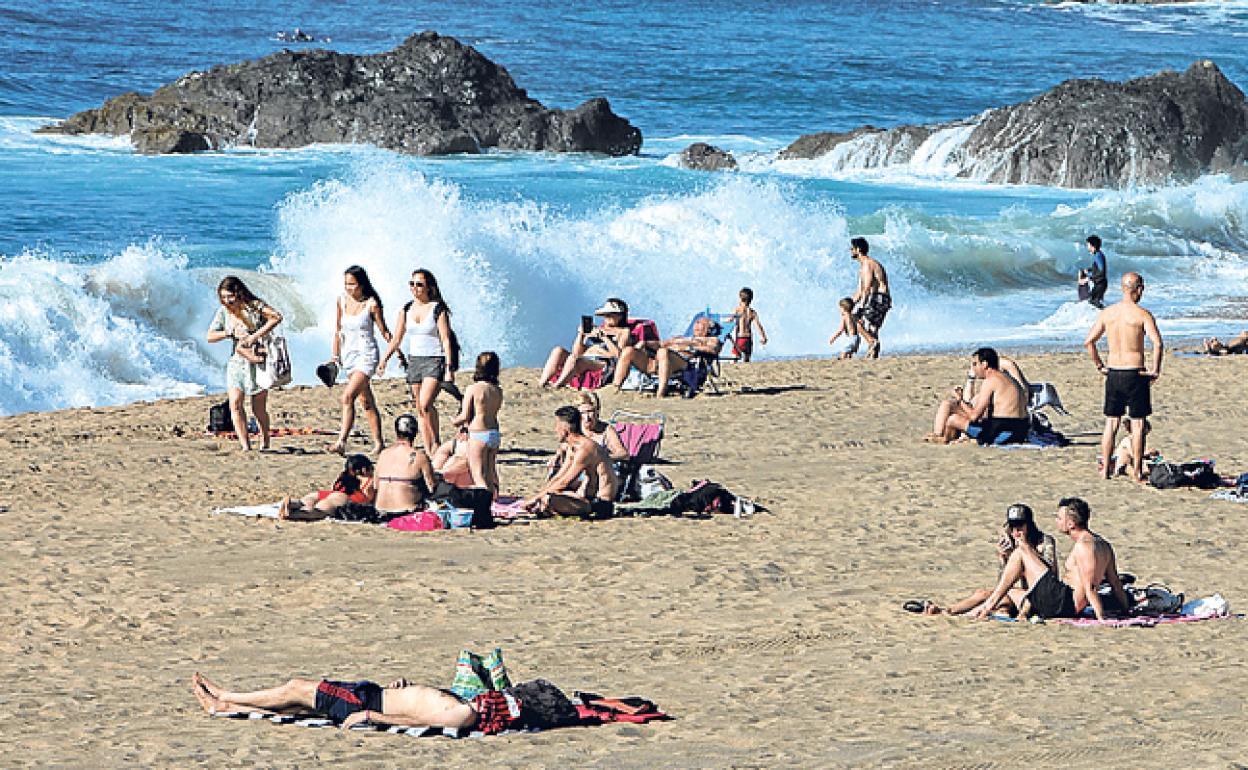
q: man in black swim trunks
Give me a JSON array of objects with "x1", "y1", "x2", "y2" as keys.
[
  {"x1": 936, "y1": 348, "x2": 1030, "y2": 445},
  {"x1": 976, "y1": 497, "x2": 1130, "y2": 621},
  {"x1": 1084, "y1": 272, "x2": 1163, "y2": 481},
  {"x1": 191, "y1": 671, "x2": 478, "y2": 730},
  {"x1": 524, "y1": 406, "x2": 619, "y2": 518}
]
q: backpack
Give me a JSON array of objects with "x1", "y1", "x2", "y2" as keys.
[
  {"x1": 1128, "y1": 583, "x2": 1185, "y2": 616},
  {"x1": 256, "y1": 334, "x2": 292, "y2": 389},
  {"x1": 1149, "y1": 461, "x2": 1219, "y2": 490},
  {"x1": 207, "y1": 401, "x2": 233, "y2": 433}
]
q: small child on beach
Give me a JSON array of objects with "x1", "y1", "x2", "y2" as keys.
[
  {"x1": 730, "y1": 287, "x2": 767, "y2": 362},
  {"x1": 828, "y1": 298, "x2": 860, "y2": 359}
]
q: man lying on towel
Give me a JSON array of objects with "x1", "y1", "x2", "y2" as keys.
[
  {"x1": 929, "y1": 347, "x2": 1030, "y2": 446},
  {"x1": 192, "y1": 672, "x2": 480, "y2": 731},
  {"x1": 975, "y1": 497, "x2": 1131, "y2": 621}
]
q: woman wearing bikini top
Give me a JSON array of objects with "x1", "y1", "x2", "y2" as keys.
[
  {"x1": 329, "y1": 265, "x2": 392, "y2": 455},
  {"x1": 379, "y1": 268, "x2": 456, "y2": 452}
]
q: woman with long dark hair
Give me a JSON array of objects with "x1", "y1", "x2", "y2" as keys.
[
  {"x1": 451, "y1": 351, "x2": 503, "y2": 498},
  {"x1": 278, "y1": 454, "x2": 376, "y2": 521},
  {"x1": 206, "y1": 275, "x2": 283, "y2": 452},
  {"x1": 330, "y1": 265, "x2": 392, "y2": 455},
  {"x1": 379, "y1": 268, "x2": 458, "y2": 451}
]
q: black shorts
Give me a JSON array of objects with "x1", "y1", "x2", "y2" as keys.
[
  {"x1": 315, "y1": 680, "x2": 384, "y2": 722},
  {"x1": 1027, "y1": 571, "x2": 1077, "y2": 619},
  {"x1": 590, "y1": 499, "x2": 615, "y2": 519},
  {"x1": 965, "y1": 417, "x2": 1030, "y2": 446},
  {"x1": 1104, "y1": 368, "x2": 1152, "y2": 418}
]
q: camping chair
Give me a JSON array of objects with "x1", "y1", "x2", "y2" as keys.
[
  {"x1": 609, "y1": 410, "x2": 666, "y2": 502},
  {"x1": 564, "y1": 317, "x2": 661, "y2": 391},
  {"x1": 1028, "y1": 382, "x2": 1069, "y2": 417},
  {"x1": 676, "y1": 310, "x2": 731, "y2": 396}
]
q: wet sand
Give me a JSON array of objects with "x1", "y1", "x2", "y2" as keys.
[{"x1": 1, "y1": 351, "x2": 1246, "y2": 767}]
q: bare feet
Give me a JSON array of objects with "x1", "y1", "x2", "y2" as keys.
[
  {"x1": 278, "y1": 495, "x2": 292, "y2": 520},
  {"x1": 922, "y1": 433, "x2": 948, "y2": 444},
  {"x1": 192, "y1": 673, "x2": 224, "y2": 714}
]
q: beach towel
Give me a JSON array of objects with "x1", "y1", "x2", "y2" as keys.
[
  {"x1": 1052, "y1": 614, "x2": 1234, "y2": 628},
  {"x1": 210, "y1": 709, "x2": 513, "y2": 738},
  {"x1": 214, "y1": 497, "x2": 531, "y2": 528}
]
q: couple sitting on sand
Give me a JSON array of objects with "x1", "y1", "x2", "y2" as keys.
[
  {"x1": 539, "y1": 298, "x2": 722, "y2": 397},
  {"x1": 909, "y1": 498, "x2": 1131, "y2": 621},
  {"x1": 925, "y1": 347, "x2": 1031, "y2": 446},
  {"x1": 1203, "y1": 331, "x2": 1248, "y2": 356}
]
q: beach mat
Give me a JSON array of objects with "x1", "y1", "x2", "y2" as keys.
[
  {"x1": 210, "y1": 709, "x2": 513, "y2": 738},
  {"x1": 212, "y1": 496, "x2": 536, "y2": 526},
  {"x1": 1051, "y1": 613, "x2": 1234, "y2": 628}
]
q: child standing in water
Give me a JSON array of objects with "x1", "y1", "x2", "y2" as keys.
[
  {"x1": 828, "y1": 297, "x2": 860, "y2": 359},
  {"x1": 329, "y1": 265, "x2": 393, "y2": 455},
  {"x1": 730, "y1": 287, "x2": 768, "y2": 362},
  {"x1": 452, "y1": 352, "x2": 504, "y2": 499}
]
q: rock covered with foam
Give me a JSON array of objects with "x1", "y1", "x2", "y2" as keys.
[
  {"x1": 781, "y1": 61, "x2": 1248, "y2": 189},
  {"x1": 38, "y1": 31, "x2": 643, "y2": 157}
]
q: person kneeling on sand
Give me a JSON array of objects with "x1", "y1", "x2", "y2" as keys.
[
  {"x1": 974, "y1": 497, "x2": 1130, "y2": 621},
  {"x1": 279, "y1": 454, "x2": 375, "y2": 521},
  {"x1": 926, "y1": 347, "x2": 1029, "y2": 445},
  {"x1": 192, "y1": 672, "x2": 478, "y2": 731},
  {"x1": 431, "y1": 425, "x2": 474, "y2": 488},
  {"x1": 909, "y1": 504, "x2": 1058, "y2": 617},
  {"x1": 524, "y1": 406, "x2": 619, "y2": 518}
]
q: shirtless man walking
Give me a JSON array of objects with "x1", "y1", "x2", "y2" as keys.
[
  {"x1": 524, "y1": 406, "x2": 619, "y2": 518},
  {"x1": 932, "y1": 347, "x2": 1029, "y2": 445},
  {"x1": 849, "y1": 237, "x2": 891, "y2": 358},
  {"x1": 1084, "y1": 272, "x2": 1163, "y2": 481},
  {"x1": 975, "y1": 497, "x2": 1130, "y2": 621}
]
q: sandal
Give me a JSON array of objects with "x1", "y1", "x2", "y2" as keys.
[{"x1": 903, "y1": 600, "x2": 927, "y2": 614}]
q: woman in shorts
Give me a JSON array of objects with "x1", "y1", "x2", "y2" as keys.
[{"x1": 380, "y1": 269, "x2": 456, "y2": 452}]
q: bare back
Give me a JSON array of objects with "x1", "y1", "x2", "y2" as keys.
[
  {"x1": 1099, "y1": 301, "x2": 1156, "y2": 370},
  {"x1": 461, "y1": 381, "x2": 503, "y2": 431},
  {"x1": 374, "y1": 443, "x2": 435, "y2": 511},
  {"x1": 564, "y1": 433, "x2": 618, "y2": 502},
  {"x1": 858, "y1": 256, "x2": 890, "y2": 297},
  {"x1": 1064, "y1": 531, "x2": 1117, "y2": 606},
  {"x1": 975, "y1": 369, "x2": 1028, "y2": 420}
]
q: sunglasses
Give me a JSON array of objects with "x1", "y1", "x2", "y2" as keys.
[{"x1": 409, "y1": 281, "x2": 427, "y2": 288}]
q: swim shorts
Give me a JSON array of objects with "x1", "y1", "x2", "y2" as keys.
[
  {"x1": 965, "y1": 417, "x2": 1030, "y2": 445},
  {"x1": 1104, "y1": 368, "x2": 1151, "y2": 418},
  {"x1": 315, "y1": 680, "x2": 384, "y2": 723},
  {"x1": 1026, "y1": 571, "x2": 1077, "y2": 619},
  {"x1": 853, "y1": 292, "x2": 891, "y2": 335},
  {"x1": 406, "y1": 355, "x2": 446, "y2": 384},
  {"x1": 733, "y1": 336, "x2": 753, "y2": 357},
  {"x1": 590, "y1": 499, "x2": 615, "y2": 519}
]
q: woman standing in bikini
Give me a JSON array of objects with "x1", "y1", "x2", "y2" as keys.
[
  {"x1": 206, "y1": 276, "x2": 283, "y2": 452},
  {"x1": 452, "y1": 352, "x2": 504, "y2": 498},
  {"x1": 379, "y1": 269, "x2": 455, "y2": 452},
  {"x1": 329, "y1": 265, "x2": 392, "y2": 455}
]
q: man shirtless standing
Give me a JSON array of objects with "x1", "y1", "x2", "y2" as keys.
[
  {"x1": 1084, "y1": 272, "x2": 1163, "y2": 481},
  {"x1": 525, "y1": 406, "x2": 619, "y2": 517},
  {"x1": 976, "y1": 497, "x2": 1130, "y2": 621},
  {"x1": 934, "y1": 347, "x2": 1029, "y2": 445},
  {"x1": 849, "y1": 237, "x2": 891, "y2": 358}
]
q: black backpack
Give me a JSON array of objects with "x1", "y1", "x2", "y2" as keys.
[
  {"x1": 1149, "y1": 461, "x2": 1219, "y2": 490},
  {"x1": 207, "y1": 401, "x2": 233, "y2": 433}
]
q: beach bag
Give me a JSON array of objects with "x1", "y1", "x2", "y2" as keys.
[
  {"x1": 507, "y1": 680, "x2": 580, "y2": 730},
  {"x1": 256, "y1": 334, "x2": 292, "y2": 389},
  {"x1": 207, "y1": 401, "x2": 233, "y2": 433},
  {"x1": 449, "y1": 487, "x2": 495, "y2": 529},
  {"x1": 1149, "y1": 461, "x2": 1218, "y2": 490},
  {"x1": 450, "y1": 647, "x2": 512, "y2": 700},
  {"x1": 1130, "y1": 583, "x2": 1184, "y2": 616},
  {"x1": 638, "y1": 465, "x2": 673, "y2": 498}
]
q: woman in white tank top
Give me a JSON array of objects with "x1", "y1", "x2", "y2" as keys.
[
  {"x1": 380, "y1": 268, "x2": 456, "y2": 452},
  {"x1": 330, "y1": 265, "x2": 392, "y2": 455}
]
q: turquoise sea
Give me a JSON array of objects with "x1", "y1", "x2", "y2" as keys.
[{"x1": 2, "y1": 0, "x2": 1247, "y2": 414}]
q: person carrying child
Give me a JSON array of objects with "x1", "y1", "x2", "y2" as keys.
[
  {"x1": 729, "y1": 287, "x2": 768, "y2": 362},
  {"x1": 827, "y1": 297, "x2": 860, "y2": 359}
]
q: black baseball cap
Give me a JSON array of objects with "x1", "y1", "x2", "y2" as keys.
[{"x1": 1005, "y1": 503, "x2": 1033, "y2": 526}]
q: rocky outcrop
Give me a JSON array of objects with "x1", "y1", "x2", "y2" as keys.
[
  {"x1": 781, "y1": 61, "x2": 1248, "y2": 188},
  {"x1": 678, "y1": 142, "x2": 737, "y2": 171},
  {"x1": 38, "y1": 32, "x2": 642, "y2": 157}
]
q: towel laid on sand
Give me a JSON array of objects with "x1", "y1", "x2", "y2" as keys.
[{"x1": 1052, "y1": 613, "x2": 1234, "y2": 628}]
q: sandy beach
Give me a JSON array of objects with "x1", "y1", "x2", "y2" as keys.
[{"x1": 2, "y1": 350, "x2": 1246, "y2": 768}]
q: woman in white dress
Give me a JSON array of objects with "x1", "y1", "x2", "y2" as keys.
[
  {"x1": 379, "y1": 268, "x2": 456, "y2": 452},
  {"x1": 329, "y1": 265, "x2": 392, "y2": 455},
  {"x1": 206, "y1": 276, "x2": 283, "y2": 452}
]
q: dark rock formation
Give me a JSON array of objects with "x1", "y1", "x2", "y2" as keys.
[
  {"x1": 781, "y1": 61, "x2": 1248, "y2": 188},
  {"x1": 38, "y1": 32, "x2": 642, "y2": 157},
  {"x1": 678, "y1": 142, "x2": 738, "y2": 171}
]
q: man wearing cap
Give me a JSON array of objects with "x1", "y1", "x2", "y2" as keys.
[
  {"x1": 910, "y1": 504, "x2": 1058, "y2": 617},
  {"x1": 976, "y1": 497, "x2": 1130, "y2": 621}
]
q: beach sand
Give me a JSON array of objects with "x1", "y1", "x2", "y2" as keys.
[{"x1": 1, "y1": 351, "x2": 1246, "y2": 768}]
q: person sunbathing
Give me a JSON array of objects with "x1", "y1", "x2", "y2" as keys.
[
  {"x1": 524, "y1": 406, "x2": 619, "y2": 517},
  {"x1": 652, "y1": 316, "x2": 723, "y2": 398},
  {"x1": 278, "y1": 454, "x2": 375, "y2": 521},
  {"x1": 539, "y1": 298, "x2": 634, "y2": 389},
  {"x1": 1203, "y1": 331, "x2": 1248, "y2": 355},
  {"x1": 926, "y1": 347, "x2": 1029, "y2": 445},
  {"x1": 974, "y1": 497, "x2": 1130, "y2": 621},
  {"x1": 1109, "y1": 418, "x2": 1157, "y2": 477},
  {"x1": 431, "y1": 425, "x2": 473, "y2": 488},
  {"x1": 192, "y1": 672, "x2": 477, "y2": 731},
  {"x1": 911, "y1": 504, "x2": 1058, "y2": 617},
  {"x1": 576, "y1": 392, "x2": 629, "y2": 462}
]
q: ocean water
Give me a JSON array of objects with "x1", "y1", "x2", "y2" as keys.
[{"x1": 2, "y1": 0, "x2": 1248, "y2": 414}]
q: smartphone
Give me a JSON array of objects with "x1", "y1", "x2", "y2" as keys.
[{"x1": 581, "y1": 315, "x2": 594, "y2": 334}]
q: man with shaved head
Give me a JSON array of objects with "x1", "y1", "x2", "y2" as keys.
[{"x1": 1084, "y1": 272, "x2": 1163, "y2": 481}]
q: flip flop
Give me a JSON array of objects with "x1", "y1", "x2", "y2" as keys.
[{"x1": 902, "y1": 600, "x2": 927, "y2": 614}]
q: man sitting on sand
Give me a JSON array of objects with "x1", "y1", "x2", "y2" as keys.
[
  {"x1": 926, "y1": 347, "x2": 1029, "y2": 445},
  {"x1": 1203, "y1": 331, "x2": 1248, "y2": 356},
  {"x1": 192, "y1": 671, "x2": 478, "y2": 731},
  {"x1": 524, "y1": 406, "x2": 619, "y2": 517},
  {"x1": 975, "y1": 497, "x2": 1130, "y2": 621}
]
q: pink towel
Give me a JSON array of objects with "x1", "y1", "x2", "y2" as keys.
[
  {"x1": 615, "y1": 422, "x2": 662, "y2": 458},
  {"x1": 385, "y1": 510, "x2": 444, "y2": 531},
  {"x1": 1053, "y1": 614, "x2": 1229, "y2": 628}
]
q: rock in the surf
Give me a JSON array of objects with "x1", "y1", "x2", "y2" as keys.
[
  {"x1": 781, "y1": 61, "x2": 1248, "y2": 188},
  {"x1": 678, "y1": 142, "x2": 738, "y2": 171},
  {"x1": 38, "y1": 31, "x2": 643, "y2": 157}
]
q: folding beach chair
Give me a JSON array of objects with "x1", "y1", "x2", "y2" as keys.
[
  {"x1": 1028, "y1": 382, "x2": 1070, "y2": 417},
  {"x1": 609, "y1": 409, "x2": 666, "y2": 502}
]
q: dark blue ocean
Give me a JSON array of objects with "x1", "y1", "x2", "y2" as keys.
[{"x1": 2, "y1": 0, "x2": 1247, "y2": 413}]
